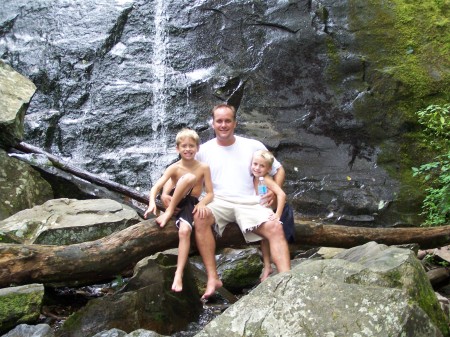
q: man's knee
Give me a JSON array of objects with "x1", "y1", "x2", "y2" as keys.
[
  {"x1": 262, "y1": 220, "x2": 284, "y2": 237},
  {"x1": 194, "y1": 212, "x2": 214, "y2": 230}
]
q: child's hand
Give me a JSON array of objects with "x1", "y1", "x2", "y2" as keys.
[
  {"x1": 260, "y1": 189, "x2": 275, "y2": 207},
  {"x1": 143, "y1": 208, "x2": 151, "y2": 219},
  {"x1": 268, "y1": 213, "x2": 280, "y2": 222},
  {"x1": 144, "y1": 202, "x2": 157, "y2": 219}
]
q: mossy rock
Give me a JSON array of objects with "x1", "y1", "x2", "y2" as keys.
[{"x1": 0, "y1": 284, "x2": 45, "y2": 335}]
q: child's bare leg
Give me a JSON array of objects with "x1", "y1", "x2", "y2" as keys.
[
  {"x1": 260, "y1": 239, "x2": 273, "y2": 282},
  {"x1": 157, "y1": 173, "x2": 196, "y2": 227},
  {"x1": 172, "y1": 220, "x2": 192, "y2": 292},
  {"x1": 155, "y1": 212, "x2": 172, "y2": 228}
]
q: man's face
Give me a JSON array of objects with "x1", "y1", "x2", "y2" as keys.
[{"x1": 212, "y1": 107, "x2": 237, "y2": 142}]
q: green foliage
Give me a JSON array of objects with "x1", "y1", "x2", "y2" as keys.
[
  {"x1": 416, "y1": 104, "x2": 450, "y2": 150},
  {"x1": 112, "y1": 275, "x2": 125, "y2": 288},
  {"x1": 412, "y1": 103, "x2": 450, "y2": 226},
  {"x1": 424, "y1": 253, "x2": 450, "y2": 267}
]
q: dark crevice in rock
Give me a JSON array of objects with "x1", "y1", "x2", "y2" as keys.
[
  {"x1": 0, "y1": 15, "x2": 17, "y2": 35},
  {"x1": 96, "y1": 6, "x2": 133, "y2": 59},
  {"x1": 250, "y1": 22, "x2": 300, "y2": 34},
  {"x1": 201, "y1": 7, "x2": 231, "y2": 20},
  {"x1": 226, "y1": 79, "x2": 246, "y2": 112}
]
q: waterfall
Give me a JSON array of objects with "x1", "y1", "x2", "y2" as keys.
[
  {"x1": 151, "y1": 0, "x2": 167, "y2": 135},
  {"x1": 144, "y1": 0, "x2": 178, "y2": 186}
]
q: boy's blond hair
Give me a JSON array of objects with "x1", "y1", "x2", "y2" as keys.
[
  {"x1": 253, "y1": 149, "x2": 274, "y2": 168},
  {"x1": 175, "y1": 128, "x2": 200, "y2": 146}
]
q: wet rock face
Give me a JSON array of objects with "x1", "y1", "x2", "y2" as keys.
[{"x1": 1, "y1": 0, "x2": 447, "y2": 226}]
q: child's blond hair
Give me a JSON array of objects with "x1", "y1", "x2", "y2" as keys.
[
  {"x1": 253, "y1": 149, "x2": 275, "y2": 168},
  {"x1": 175, "y1": 128, "x2": 200, "y2": 146}
]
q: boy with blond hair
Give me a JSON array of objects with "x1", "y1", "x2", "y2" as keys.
[{"x1": 144, "y1": 128, "x2": 213, "y2": 292}]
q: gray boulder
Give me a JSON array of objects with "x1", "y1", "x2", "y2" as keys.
[
  {"x1": 216, "y1": 247, "x2": 263, "y2": 291},
  {"x1": 1, "y1": 324, "x2": 54, "y2": 337},
  {"x1": 192, "y1": 247, "x2": 263, "y2": 292},
  {"x1": 0, "y1": 198, "x2": 141, "y2": 245},
  {"x1": 58, "y1": 251, "x2": 202, "y2": 337},
  {"x1": 92, "y1": 329, "x2": 168, "y2": 337},
  {"x1": 0, "y1": 149, "x2": 53, "y2": 221},
  {"x1": 0, "y1": 60, "x2": 36, "y2": 148},
  {"x1": 196, "y1": 242, "x2": 449, "y2": 337},
  {"x1": 0, "y1": 284, "x2": 45, "y2": 335}
]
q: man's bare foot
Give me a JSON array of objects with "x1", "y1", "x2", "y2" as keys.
[
  {"x1": 201, "y1": 278, "x2": 223, "y2": 301},
  {"x1": 260, "y1": 265, "x2": 274, "y2": 282},
  {"x1": 171, "y1": 273, "x2": 183, "y2": 292},
  {"x1": 156, "y1": 212, "x2": 171, "y2": 228}
]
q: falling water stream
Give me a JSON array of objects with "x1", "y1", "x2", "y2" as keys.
[{"x1": 150, "y1": 0, "x2": 168, "y2": 135}]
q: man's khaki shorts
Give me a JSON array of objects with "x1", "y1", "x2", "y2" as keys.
[{"x1": 207, "y1": 196, "x2": 274, "y2": 243}]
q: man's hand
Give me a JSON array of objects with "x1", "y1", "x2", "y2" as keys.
[{"x1": 193, "y1": 203, "x2": 210, "y2": 219}]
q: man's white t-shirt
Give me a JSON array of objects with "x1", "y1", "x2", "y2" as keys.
[{"x1": 196, "y1": 135, "x2": 281, "y2": 200}]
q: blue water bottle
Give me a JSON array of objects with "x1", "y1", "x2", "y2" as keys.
[{"x1": 258, "y1": 177, "x2": 268, "y2": 196}]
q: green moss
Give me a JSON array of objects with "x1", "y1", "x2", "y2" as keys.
[
  {"x1": 325, "y1": 36, "x2": 342, "y2": 86},
  {"x1": 407, "y1": 261, "x2": 450, "y2": 335},
  {"x1": 334, "y1": 0, "x2": 450, "y2": 222},
  {"x1": 380, "y1": 256, "x2": 450, "y2": 335},
  {"x1": 0, "y1": 288, "x2": 43, "y2": 333},
  {"x1": 221, "y1": 255, "x2": 262, "y2": 290}
]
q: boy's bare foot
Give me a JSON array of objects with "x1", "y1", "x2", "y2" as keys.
[
  {"x1": 201, "y1": 278, "x2": 223, "y2": 301},
  {"x1": 171, "y1": 273, "x2": 183, "y2": 292},
  {"x1": 155, "y1": 213, "x2": 171, "y2": 228},
  {"x1": 260, "y1": 265, "x2": 274, "y2": 282}
]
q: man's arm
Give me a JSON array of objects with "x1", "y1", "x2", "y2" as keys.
[
  {"x1": 264, "y1": 165, "x2": 285, "y2": 207},
  {"x1": 273, "y1": 165, "x2": 285, "y2": 187}
]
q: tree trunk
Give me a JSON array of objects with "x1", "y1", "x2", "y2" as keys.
[
  {"x1": 427, "y1": 267, "x2": 450, "y2": 287},
  {"x1": 0, "y1": 220, "x2": 179, "y2": 288},
  {"x1": 1, "y1": 219, "x2": 449, "y2": 288},
  {"x1": 13, "y1": 142, "x2": 152, "y2": 206},
  {"x1": 295, "y1": 220, "x2": 450, "y2": 250}
]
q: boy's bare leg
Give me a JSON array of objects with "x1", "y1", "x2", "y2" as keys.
[
  {"x1": 172, "y1": 221, "x2": 192, "y2": 292},
  {"x1": 157, "y1": 173, "x2": 196, "y2": 227},
  {"x1": 155, "y1": 212, "x2": 172, "y2": 228},
  {"x1": 260, "y1": 239, "x2": 273, "y2": 282},
  {"x1": 254, "y1": 220, "x2": 290, "y2": 273},
  {"x1": 194, "y1": 211, "x2": 222, "y2": 300}
]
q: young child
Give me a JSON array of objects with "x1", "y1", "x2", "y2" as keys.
[
  {"x1": 144, "y1": 128, "x2": 214, "y2": 292},
  {"x1": 251, "y1": 149, "x2": 287, "y2": 282}
]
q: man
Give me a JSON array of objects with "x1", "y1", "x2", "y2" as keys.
[{"x1": 193, "y1": 104, "x2": 290, "y2": 300}]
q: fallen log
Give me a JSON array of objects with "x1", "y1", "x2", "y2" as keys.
[
  {"x1": 13, "y1": 141, "x2": 151, "y2": 206},
  {"x1": 296, "y1": 220, "x2": 450, "y2": 250},
  {"x1": 1, "y1": 219, "x2": 449, "y2": 288},
  {"x1": 426, "y1": 267, "x2": 450, "y2": 287},
  {"x1": 0, "y1": 220, "x2": 178, "y2": 288}
]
